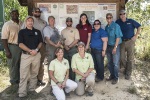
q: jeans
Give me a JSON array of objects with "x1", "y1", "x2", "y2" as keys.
[
  {"x1": 91, "y1": 48, "x2": 104, "y2": 80},
  {"x1": 106, "y1": 45, "x2": 120, "y2": 80}
]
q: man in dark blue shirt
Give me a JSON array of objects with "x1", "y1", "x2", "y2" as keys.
[
  {"x1": 18, "y1": 16, "x2": 43, "y2": 98},
  {"x1": 116, "y1": 10, "x2": 141, "y2": 80}
]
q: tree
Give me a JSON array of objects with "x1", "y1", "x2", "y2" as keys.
[{"x1": 4, "y1": 0, "x2": 27, "y2": 21}]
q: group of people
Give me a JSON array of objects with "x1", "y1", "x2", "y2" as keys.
[{"x1": 1, "y1": 7, "x2": 141, "y2": 100}]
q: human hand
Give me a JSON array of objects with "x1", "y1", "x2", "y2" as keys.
[
  {"x1": 131, "y1": 35, "x2": 137, "y2": 41},
  {"x1": 61, "y1": 81, "x2": 66, "y2": 88},
  {"x1": 102, "y1": 50, "x2": 106, "y2": 57},
  {"x1": 30, "y1": 50, "x2": 37, "y2": 56},
  {"x1": 64, "y1": 45, "x2": 70, "y2": 50},
  {"x1": 5, "y1": 51, "x2": 12, "y2": 58},
  {"x1": 57, "y1": 82, "x2": 62, "y2": 89},
  {"x1": 112, "y1": 48, "x2": 116, "y2": 55}
]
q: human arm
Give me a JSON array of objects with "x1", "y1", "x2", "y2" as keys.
[
  {"x1": 101, "y1": 37, "x2": 108, "y2": 56},
  {"x1": 61, "y1": 69, "x2": 69, "y2": 88},
  {"x1": 85, "y1": 32, "x2": 91, "y2": 51},
  {"x1": 132, "y1": 26, "x2": 141, "y2": 41},
  {"x1": 45, "y1": 37, "x2": 61, "y2": 47},
  {"x1": 1, "y1": 39, "x2": 11, "y2": 58}
]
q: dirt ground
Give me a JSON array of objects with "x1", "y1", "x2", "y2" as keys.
[{"x1": 0, "y1": 59, "x2": 150, "y2": 100}]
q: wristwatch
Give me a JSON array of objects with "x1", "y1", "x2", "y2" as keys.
[
  {"x1": 114, "y1": 45, "x2": 117, "y2": 48},
  {"x1": 35, "y1": 48, "x2": 39, "y2": 52}
]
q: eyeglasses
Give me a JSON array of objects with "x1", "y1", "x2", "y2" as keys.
[
  {"x1": 94, "y1": 23, "x2": 100, "y2": 25},
  {"x1": 120, "y1": 13, "x2": 125, "y2": 15},
  {"x1": 106, "y1": 17, "x2": 112, "y2": 19}
]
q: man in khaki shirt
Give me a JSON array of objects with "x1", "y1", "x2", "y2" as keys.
[
  {"x1": 61, "y1": 17, "x2": 80, "y2": 80},
  {"x1": 1, "y1": 9, "x2": 22, "y2": 91}
]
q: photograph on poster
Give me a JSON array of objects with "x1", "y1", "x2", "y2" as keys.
[
  {"x1": 38, "y1": 3, "x2": 51, "y2": 13},
  {"x1": 83, "y1": 11, "x2": 95, "y2": 25},
  {"x1": 66, "y1": 5, "x2": 78, "y2": 14}
]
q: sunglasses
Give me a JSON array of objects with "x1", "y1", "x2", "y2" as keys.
[
  {"x1": 106, "y1": 17, "x2": 112, "y2": 19},
  {"x1": 35, "y1": 11, "x2": 41, "y2": 13},
  {"x1": 94, "y1": 23, "x2": 100, "y2": 25},
  {"x1": 120, "y1": 13, "x2": 125, "y2": 15}
]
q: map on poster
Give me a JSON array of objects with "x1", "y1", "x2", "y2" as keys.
[{"x1": 37, "y1": 3, "x2": 116, "y2": 32}]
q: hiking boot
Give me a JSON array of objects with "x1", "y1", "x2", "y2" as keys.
[
  {"x1": 111, "y1": 79, "x2": 118, "y2": 84},
  {"x1": 125, "y1": 75, "x2": 131, "y2": 80},
  {"x1": 106, "y1": 76, "x2": 113, "y2": 81},
  {"x1": 95, "y1": 78, "x2": 103, "y2": 82},
  {"x1": 86, "y1": 91, "x2": 93, "y2": 96},
  {"x1": 37, "y1": 80, "x2": 46, "y2": 86}
]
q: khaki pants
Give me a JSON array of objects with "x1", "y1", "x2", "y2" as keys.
[
  {"x1": 7, "y1": 44, "x2": 21, "y2": 84},
  {"x1": 75, "y1": 72, "x2": 95, "y2": 96},
  {"x1": 52, "y1": 79, "x2": 77, "y2": 100},
  {"x1": 120, "y1": 40, "x2": 135, "y2": 76},
  {"x1": 37, "y1": 43, "x2": 46, "y2": 81},
  {"x1": 19, "y1": 53, "x2": 41, "y2": 97}
]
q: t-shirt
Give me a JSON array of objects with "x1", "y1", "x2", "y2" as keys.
[
  {"x1": 18, "y1": 27, "x2": 43, "y2": 51},
  {"x1": 49, "y1": 58, "x2": 69, "y2": 85},
  {"x1": 76, "y1": 24, "x2": 92, "y2": 45},
  {"x1": 61, "y1": 27, "x2": 80, "y2": 45}
]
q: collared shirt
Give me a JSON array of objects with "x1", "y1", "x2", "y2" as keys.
[
  {"x1": 90, "y1": 28, "x2": 108, "y2": 50},
  {"x1": 21, "y1": 16, "x2": 47, "y2": 41},
  {"x1": 43, "y1": 25, "x2": 60, "y2": 44},
  {"x1": 18, "y1": 27, "x2": 43, "y2": 51},
  {"x1": 1, "y1": 20, "x2": 22, "y2": 44},
  {"x1": 61, "y1": 27, "x2": 80, "y2": 45},
  {"x1": 71, "y1": 52, "x2": 94, "y2": 80},
  {"x1": 49, "y1": 58, "x2": 69, "y2": 85},
  {"x1": 105, "y1": 21, "x2": 123, "y2": 46},
  {"x1": 76, "y1": 24, "x2": 92, "y2": 45},
  {"x1": 116, "y1": 18, "x2": 141, "y2": 39}
]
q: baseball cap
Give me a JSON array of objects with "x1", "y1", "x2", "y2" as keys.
[
  {"x1": 77, "y1": 41, "x2": 85, "y2": 47},
  {"x1": 66, "y1": 17, "x2": 72, "y2": 22},
  {"x1": 120, "y1": 10, "x2": 126, "y2": 14}
]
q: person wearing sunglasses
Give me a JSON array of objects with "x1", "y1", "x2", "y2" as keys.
[
  {"x1": 105, "y1": 13, "x2": 123, "y2": 84},
  {"x1": 90, "y1": 20, "x2": 108, "y2": 82},
  {"x1": 116, "y1": 10, "x2": 141, "y2": 80}
]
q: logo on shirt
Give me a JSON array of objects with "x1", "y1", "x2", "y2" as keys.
[
  {"x1": 84, "y1": 28, "x2": 87, "y2": 30},
  {"x1": 70, "y1": 30, "x2": 73, "y2": 33},
  {"x1": 127, "y1": 23, "x2": 131, "y2": 24},
  {"x1": 64, "y1": 62, "x2": 67, "y2": 65},
  {"x1": 35, "y1": 32, "x2": 38, "y2": 35}
]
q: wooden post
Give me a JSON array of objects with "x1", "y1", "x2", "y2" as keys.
[{"x1": 27, "y1": 0, "x2": 33, "y2": 16}]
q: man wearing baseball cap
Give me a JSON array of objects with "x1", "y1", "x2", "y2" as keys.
[
  {"x1": 61, "y1": 17, "x2": 80, "y2": 80},
  {"x1": 116, "y1": 10, "x2": 141, "y2": 80},
  {"x1": 1, "y1": 8, "x2": 22, "y2": 92}
]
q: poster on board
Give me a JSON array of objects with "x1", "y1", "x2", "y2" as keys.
[{"x1": 37, "y1": 3, "x2": 116, "y2": 32}]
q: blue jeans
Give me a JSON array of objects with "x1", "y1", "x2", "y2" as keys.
[
  {"x1": 91, "y1": 48, "x2": 104, "y2": 80},
  {"x1": 106, "y1": 45, "x2": 120, "y2": 80}
]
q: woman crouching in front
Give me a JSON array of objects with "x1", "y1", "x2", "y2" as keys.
[
  {"x1": 49, "y1": 47, "x2": 77, "y2": 100},
  {"x1": 71, "y1": 42, "x2": 95, "y2": 96}
]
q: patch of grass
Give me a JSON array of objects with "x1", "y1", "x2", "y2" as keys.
[{"x1": 127, "y1": 86, "x2": 137, "y2": 94}]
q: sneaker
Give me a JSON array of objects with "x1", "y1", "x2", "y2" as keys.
[
  {"x1": 106, "y1": 76, "x2": 113, "y2": 81},
  {"x1": 111, "y1": 79, "x2": 118, "y2": 84},
  {"x1": 86, "y1": 91, "x2": 93, "y2": 96},
  {"x1": 37, "y1": 80, "x2": 46, "y2": 86}
]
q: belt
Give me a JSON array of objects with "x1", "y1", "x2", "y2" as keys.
[
  {"x1": 22, "y1": 51, "x2": 30, "y2": 55},
  {"x1": 8, "y1": 43, "x2": 18, "y2": 46},
  {"x1": 123, "y1": 39, "x2": 131, "y2": 41}
]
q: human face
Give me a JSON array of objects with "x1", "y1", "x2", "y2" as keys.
[
  {"x1": 94, "y1": 21, "x2": 101, "y2": 31},
  {"x1": 56, "y1": 49, "x2": 64, "y2": 59},
  {"x1": 10, "y1": 11, "x2": 19, "y2": 20},
  {"x1": 80, "y1": 15, "x2": 87, "y2": 24},
  {"x1": 120, "y1": 13, "x2": 126, "y2": 21},
  {"x1": 106, "y1": 15, "x2": 113, "y2": 25},
  {"x1": 32, "y1": 10, "x2": 41, "y2": 18},
  {"x1": 78, "y1": 45, "x2": 85, "y2": 53},
  {"x1": 66, "y1": 21, "x2": 72, "y2": 27},
  {"x1": 26, "y1": 18, "x2": 34, "y2": 28},
  {"x1": 48, "y1": 18, "x2": 55, "y2": 27}
]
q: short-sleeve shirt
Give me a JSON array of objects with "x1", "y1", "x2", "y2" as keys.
[
  {"x1": 1, "y1": 20, "x2": 22, "y2": 44},
  {"x1": 21, "y1": 16, "x2": 47, "y2": 41},
  {"x1": 76, "y1": 24, "x2": 92, "y2": 45},
  {"x1": 116, "y1": 18, "x2": 141, "y2": 39},
  {"x1": 71, "y1": 53, "x2": 94, "y2": 80},
  {"x1": 49, "y1": 58, "x2": 69, "y2": 85},
  {"x1": 105, "y1": 21, "x2": 123, "y2": 46},
  {"x1": 61, "y1": 27, "x2": 80, "y2": 45},
  {"x1": 18, "y1": 28, "x2": 43, "y2": 51},
  {"x1": 90, "y1": 28, "x2": 108, "y2": 50},
  {"x1": 43, "y1": 26, "x2": 60, "y2": 44}
]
